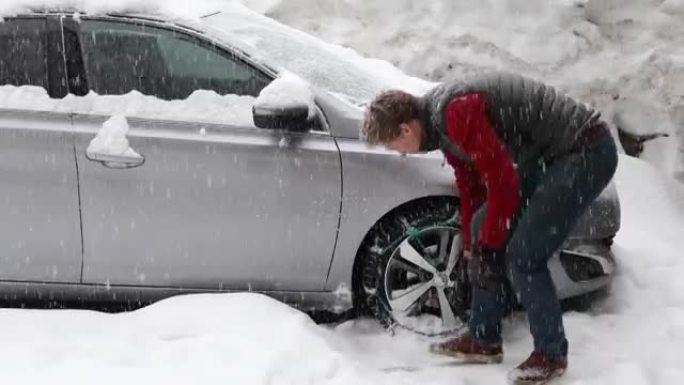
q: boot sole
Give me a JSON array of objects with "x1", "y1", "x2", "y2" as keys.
[
  {"x1": 509, "y1": 368, "x2": 566, "y2": 385},
  {"x1": 429, "y1": 346, "x2": 503, "y2": 364}
]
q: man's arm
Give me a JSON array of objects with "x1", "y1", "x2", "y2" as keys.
[
  {"x1": 445, "y1": 93, "x2": 520, "y2": 250},
  {"x1": 445, "y1": 155, "x2": 485, "y2": 252}
]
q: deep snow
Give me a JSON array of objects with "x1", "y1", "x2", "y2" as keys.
[{"x1": 0, "y1": 156, "x2": 682, "y2": 385}]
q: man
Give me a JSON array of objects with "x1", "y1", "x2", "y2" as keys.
[{"x1": 362, "y1": 72, "x2": 618, "y2": 384}]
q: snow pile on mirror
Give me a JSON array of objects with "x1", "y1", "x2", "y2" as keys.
[{"x1": 254, "y1": 72, "x2": 316, "y2": 118}]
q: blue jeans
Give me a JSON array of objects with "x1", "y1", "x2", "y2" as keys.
[{"x1": 468, "y1": 132, "x2": 618, "y2": 359}]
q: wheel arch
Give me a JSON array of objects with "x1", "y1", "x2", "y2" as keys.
[
  {"x1": 350, "y1": 195, "x2": 458, "y2": 308},
  {"x1": 324, "y1": 194, "x2": 459, "y2": 311}
]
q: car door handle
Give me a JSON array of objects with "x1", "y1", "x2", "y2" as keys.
[{"x1": 86, "y1": 151, "x2": 145, "y2": 169}]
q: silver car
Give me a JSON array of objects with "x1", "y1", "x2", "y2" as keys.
[{"x1": 0, "y1": 10, "x2": 620, "y2": 335}]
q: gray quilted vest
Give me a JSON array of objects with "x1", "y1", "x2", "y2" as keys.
[{"x1": 420, "y1": 72, "x2": 601, "y2": 167}]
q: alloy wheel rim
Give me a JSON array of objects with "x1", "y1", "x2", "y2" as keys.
[{"x1": 383, "y1": 226, "x2": 465, "y2": 336}]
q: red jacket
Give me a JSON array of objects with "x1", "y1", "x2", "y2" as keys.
[{"x1": 441, "y1": 93, "x2": 521, "y2": 252}]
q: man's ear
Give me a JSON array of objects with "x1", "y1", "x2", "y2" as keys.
[{"x1": 399, "y1": 123, "x2": 411, "y2": 137}]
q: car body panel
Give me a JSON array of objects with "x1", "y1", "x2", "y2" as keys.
[
  {"x1": 326, "y1": 139, "x2": 456, "y2": 293},
  {"x1": 72, "y1": 114, "x2": 341, "y2": 291},
  {"x1": 0, "y1": 109, "x2": 82, "y2": 283}
]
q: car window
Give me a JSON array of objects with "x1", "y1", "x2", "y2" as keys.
[
  {"x1": 0, "y1": 18, "x2": 48, "y2": 89},
  {"x1": 78, "y1": 20, "x2": 271, "y2": 100}
]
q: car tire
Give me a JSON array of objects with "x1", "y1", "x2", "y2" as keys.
[{"x1": 353, "y1": 197, "x2": 471, "y2": 336}]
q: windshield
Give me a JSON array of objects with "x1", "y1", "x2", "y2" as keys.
[{"x1": 202, "y1": 11, "x2": 431, "y2": 105}]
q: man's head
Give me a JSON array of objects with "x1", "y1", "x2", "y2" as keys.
[{"x1": 362, "y1": 90, "x2": 424, "y2": 154}]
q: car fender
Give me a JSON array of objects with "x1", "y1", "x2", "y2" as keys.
[{"x1": 324, "y1": 141, "x2": 456, "y2": 296}]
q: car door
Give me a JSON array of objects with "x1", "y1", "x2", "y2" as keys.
[
  {"x1": 0, "y1": 16, "x2": 83, "y2": 283},
  {"x1": 66, "y1": 17, "x2": 342, "y2": 291}
]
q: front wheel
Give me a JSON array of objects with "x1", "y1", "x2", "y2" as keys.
[{"x1": 353, "y1": 198, "x2": 471, "y2": 336}]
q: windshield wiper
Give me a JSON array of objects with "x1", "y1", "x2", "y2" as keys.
[{"x1": 200, "y1": 11, "x2": 221, "y2": 18}]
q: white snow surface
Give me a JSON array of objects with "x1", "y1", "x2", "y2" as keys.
[
  {"x1": 86, "y1": 115, "x2": 140, "y2": 158},
  {"x1": 243, "y1": 0, "x2": 684, "y2": 180},
  {"x1": 0, "y1": 156, "x2": 683, "y2": 385}
]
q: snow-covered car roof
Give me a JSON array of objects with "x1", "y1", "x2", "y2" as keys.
[{"x1": 0, "y1": 0, "x2": 432, "y2": 105}]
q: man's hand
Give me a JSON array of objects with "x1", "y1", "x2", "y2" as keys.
[{"x1": 467, "y1": 244, "x2": 506, "y2": 291}]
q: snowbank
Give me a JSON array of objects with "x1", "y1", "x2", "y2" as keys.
[
  {"x1": 244, "y1": 0, "x2": 684, "y2": 179},
  {"x1": 0, "y1": 293, "x2": 407, "y2": 385}
]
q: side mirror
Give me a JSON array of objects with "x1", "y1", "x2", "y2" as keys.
[
  {"x1": 253, "y1": 104, "x2": 312, "y2": 132},
  {"x1": 252, "y1": 73, "x2": 317, "y2": 133}
]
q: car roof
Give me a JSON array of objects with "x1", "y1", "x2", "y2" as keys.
[{"x1": 13, "y1": 10, "x2": 205, "y2": 33}]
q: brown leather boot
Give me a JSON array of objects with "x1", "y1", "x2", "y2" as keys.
[
  {"x1": 508, "y1": 350, "x2": 567, "y2": 385},
  {"x1": 429, "y1": 333, "x2": 503, "y2": 364}
]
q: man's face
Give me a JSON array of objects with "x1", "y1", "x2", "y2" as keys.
[{"x1": 383, "y1": 120, "x2": 423, "y2": 154}]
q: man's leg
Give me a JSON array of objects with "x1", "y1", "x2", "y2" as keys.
[
  {"x1": 468, "y1": 205, "x2": 509, "y2": 346},
  {"x1": 429, "y1": 205, "x2": 507, "y2": 362},
  {"x1": 507, "y1": 135, "x2": 618, "y2": 360}
]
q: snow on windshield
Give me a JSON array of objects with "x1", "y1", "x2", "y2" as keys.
[{"x1": 201, "y1": 10, "x2": 433, "y2": 104}]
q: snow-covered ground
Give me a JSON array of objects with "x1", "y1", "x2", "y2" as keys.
[
  {"x1": 0, "y1": 155, "x2": 682, "y2": 384},
  {"x1": 243, "y1": 0, "x2": 684, "y2": 182}
]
